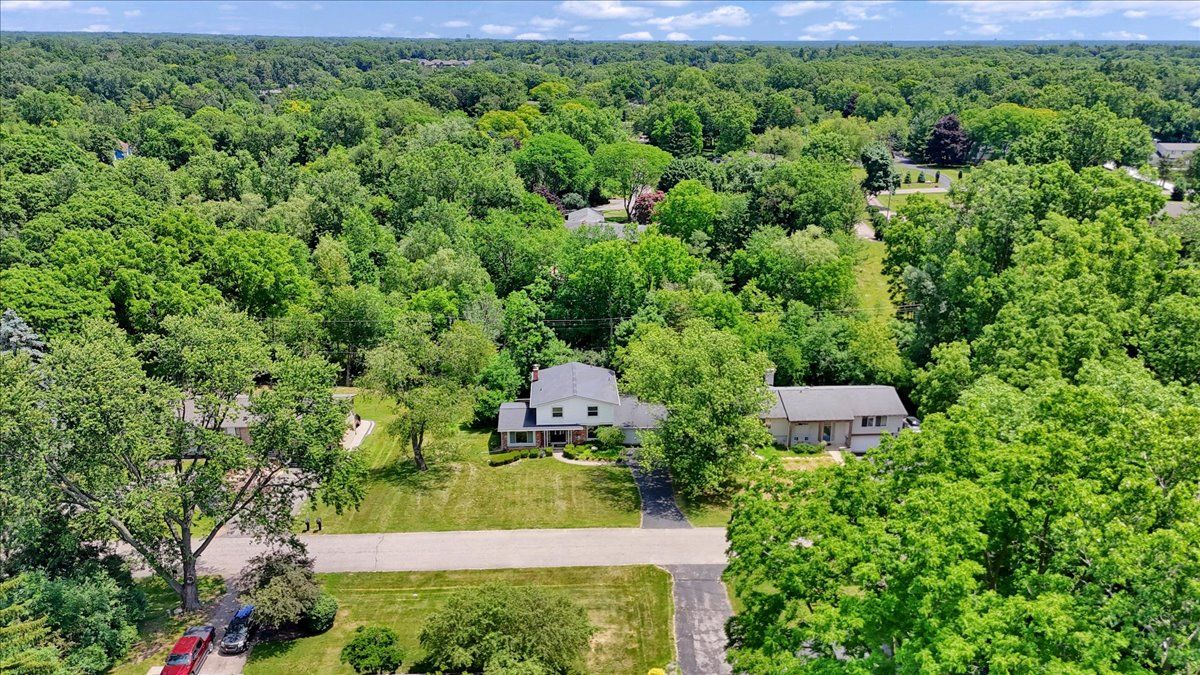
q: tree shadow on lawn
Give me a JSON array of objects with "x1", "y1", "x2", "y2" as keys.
[
  {"x1": 373, "y1": 457, "x2": 456, "y2": 492},
  {"x1": 583, "y1": 465, "x2": 643, "y2": 513}
]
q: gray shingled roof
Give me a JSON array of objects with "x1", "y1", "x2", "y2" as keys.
[
  {"x1": 529, "y1": 363, "x2": 620, "y2": 406},
  {"x1": 614, "y1": 395, "x2": 666, "y2": 429},
  {"x1": 767, "y1": 386, "x2": 907, "y2": 422},
  {"x1": 1156, "y1": 142, "x2": 1199, "y2": 159},
  {"x1": 564, "y1": 208, "x2": 606, "y2": 230}
]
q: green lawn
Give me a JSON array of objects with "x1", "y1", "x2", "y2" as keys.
[
  {"x1": 677, "y1": 492, "x2": 734, "y2": 527},
  {"x1": 883, "y1": 191, "x2": 950, "y2": 212},
  {"x1": 601, "y1": 208, "x2": 630, "y2": 223},
  {"x1": 244, "y1": 566, "x2": 675, "y2": 675},
  {"x1": 304, "y1": 394, "x2": 641, "y2": 533},
  {"x1": 109, "y1": 576, "x2": 226, "y2": 675},
  {"x1": 855, "y1": 239, "x2": 894, "y2": 319}
]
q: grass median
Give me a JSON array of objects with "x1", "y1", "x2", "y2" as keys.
[{"x1": 245, "y1": 566, "x2": 675, "y2": 675}]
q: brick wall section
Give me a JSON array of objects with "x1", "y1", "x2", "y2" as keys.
[{"x1": 571, "y1": 428, "x2": 588, "y2": 445}]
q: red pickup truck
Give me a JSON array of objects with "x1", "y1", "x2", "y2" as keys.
[{"x1": 162, "y1": 625, "x2": 215, "y2": 675}]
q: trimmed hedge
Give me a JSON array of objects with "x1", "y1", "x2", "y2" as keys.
[
  {"x1": 487, "y1": 448, "x2": 541, "y2": 466},
  {"x1": 304, "y1": 591, "x2": 339, "y2": 634}
]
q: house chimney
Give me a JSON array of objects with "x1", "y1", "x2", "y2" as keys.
[
  {"x1": 764, "y1": 368, "x2": 776, "y2": 386},
  {"x1": 531, "y1": 364, "x2": 540, "y2": 382}
]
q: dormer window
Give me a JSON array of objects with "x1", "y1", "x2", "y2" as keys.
[
  {"x1": 552, "y1": 407, "x2": 563, "y2": 418},
  {"x1": 587, "y1": 406, "x2": 598, "y2": 417}
]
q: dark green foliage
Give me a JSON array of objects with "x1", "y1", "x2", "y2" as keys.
[
  {"x1": 340, "y1": 626, "x2": 405, "y2": 674},
  {"x1": 304, "y1": 592, "x2": 339, "y2": 634}
]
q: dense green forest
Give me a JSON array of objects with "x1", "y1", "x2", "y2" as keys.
[{"x1": 2, "y1": 35, "x2": 1199, "y2": 673}]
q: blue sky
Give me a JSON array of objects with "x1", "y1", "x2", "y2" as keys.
[{"x1": 2, "y1": 1, "x2": 1198, "y2": 42}]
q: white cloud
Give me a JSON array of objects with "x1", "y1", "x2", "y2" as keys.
[
  {"x1": 665, "y1": 31, "x2": 692, "y2": 40},
  {"x1": 970, "y1": 23, "x2": 1005, "y2": 36},
  {"x1": 646, "y1": 5, "x2": 751, "y2": 30},
  {"x1": 644, "y1": 1, "x2": 691, "y2": 5},
  {"x1": 772, "y1": 1, "x2": 829, "y2": 17},
  {"x1": 618, "y1": 30, "x2": 654, "y2": 39},
  {"x1": 515, "y1": 32, "x2": 547, "y2": 39},
  {"x1": 529, "y1": 16, "x2": 565, "y2": 29},
  {"x1": 81, "y1": 22, "x2": 109, "y2": 31},
  {"x1": 840, "y1": 1, "x2": 891, "y2": 20},
  {"x1": 217, "y1": 4, "x2": 236, "y2": 11},
  {"x1": 80, "y1": 5, "x2": 105, "y2": 14},
  {"x1": 1102, "y1": 30, "x2": 1147, "y2": 40},
  {"x1": 569, "y1": 24, "x2": 589, "y2": 33},
  {"x1": 1, "y1": 0, "x2": 72, "y2": 9},
  {"x1": 441, "y1": 20, "x2": 469, "y2": 28},
  {"x1": 846, "y1": 34, "x2": 859, "y2": 40},
  {"x1": 1123, "y1": 10, "x2": 1146, "y2": 18},
  {"x1": 310, "y1": 2, "x2": 323, "y2": 9},
  {"x1": 1036, "y1": 29, "x2": 1084, "y2": 39},
  {"x1": 803, "y1": 20, "x2": 855, "y2": 34},
  {"x1": 796, "y1": 34, "x2": 819, "y2": 40},
  {"x1": 271, "y1": 1, "x2": 296, "y2": 9},
  {"x1": 1192, "y1": 18, "x2": 1200, "y2": 27},
  {"x1": 481, "y1": 23, "x2": 516, "y2": 35},
  {"x1": 712, "y1": 34, "x2": 746, "y2": 40},
  {"x1": 558, "y1": 0, "x2": 650, "y2": 20},
  {"x1": 123, "y1": 9, "x2": 140, "y2": 16},
  {"x1": 941, "y1": 1, "x2": 1200, "y2": 27}
]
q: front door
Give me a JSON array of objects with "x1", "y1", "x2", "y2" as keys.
[{"x1": 548, "y1": 430, "x2": 569, "y2": 445}]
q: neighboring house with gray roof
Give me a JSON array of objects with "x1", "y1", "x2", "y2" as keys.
[
  {"x1": 496, "y1": 362, "x2": 908, "y2": 454},
  {"x1": 763, "y1": 385, "x2": 908, "y2": 453},
  {"x1": 1154, "y1": 141, "x2": 1198, "y2": 166}
]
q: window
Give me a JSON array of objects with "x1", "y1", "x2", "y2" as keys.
[
  {"x1": 552, "y1": 407, "x2": 563, "y2": 418},
  {"x1": 862, "y1": 416, "x2": 874, "y2": 428},
  {"x1": 875, "y1": 415, "x2": 887, "y2": 427},
  {"x1": 587, "y1": 406, "x2": 598, "y2": 417},
  {"x1": 509, "y1": 431, "x2": 532, "y2": 445}
]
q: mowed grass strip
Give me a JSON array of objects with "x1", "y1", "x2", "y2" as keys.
[
  {"x1": 305, "y1": 394, "x2": 641, "y2": 533},
  {"x1": 245, "y1": 566, "x2": 675, "y2": 675}
]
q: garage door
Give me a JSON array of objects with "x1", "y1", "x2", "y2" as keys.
[
  {"x1": 849, "y1": 435, "x2": 880, "y2": 454},
  {"x1": 622, "y1": 428, "x2": 643, "y2": 446}
]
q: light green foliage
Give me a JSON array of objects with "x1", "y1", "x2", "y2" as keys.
[
  {"x1": 1011, "y1": 104, "x2": 1154, "y2": 170},
  {"x1": 418, "y1": 583, "x2": 594, "y2": 674},
  {"x1": 621, "y1": 320, "x2": 772, "y2": 496},
  {"x1": 961, "y1": 103, "x2": 1057, "y2": 158},
  {"x1": 633, "y1": 231, "x2": 700, "y2": 289},
  {"x1": 655, "y1": 179, "x2": 723, "y2": 241},
  {"x1": 365, "y1": 319, "x2": 494, "y2": 470},
  {"x1": 754, "y1": 157, "x2": 862, "y2": 234},
  {"x1": 730, "y1": 226, "x2": 858, "y2": 310},
  {"x1": 727, "y1": 364, "x2": 1200, "y2": 672},
  {"x1": 477, "y1": 110, "x2": 531, "y2": 144},
  {"x1": 0, "y1": 575, "x2": 65, "y2": 675},
  {"x1": 203, "y1": 229, "x2": 314, "y2": 317},
  {"x1": 593, "y1": 142, "x2": 673, "y2": 213}
]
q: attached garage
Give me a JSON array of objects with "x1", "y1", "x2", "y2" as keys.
[{"x1": 850, "y1": 434, "x2": 882, "y2": 454}]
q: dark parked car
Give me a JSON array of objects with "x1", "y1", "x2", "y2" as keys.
[
  {"x1": 219, "y1": 605, "x2": 255, "y2": 654},
  {"x1": 162, "y1": 625, "x2": 215, "y2": 675},
  {"x1": 903, "y1": 416, "x2": 922, "y2": 433}
]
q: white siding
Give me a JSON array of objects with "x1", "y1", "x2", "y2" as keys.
[
  {"x1": 534, "y1": 396, "x2": 616, "y2": 426},
  {"x1": 851, "y1": 415, "x2": 902, "y2": 436}
]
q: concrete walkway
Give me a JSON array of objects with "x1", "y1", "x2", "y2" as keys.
[
  {"x1": 667, "y1": 565, "x2": 734, "y2": 675},
  {"x1": 630, "y1": 463, "x2": 692, "y2": 529},
  {"x1": 188, "y1": 528, "x2": 728, "y2": 576},
  {"x1": 341, "y1": 419, "x2": 374, "y2": 450}
]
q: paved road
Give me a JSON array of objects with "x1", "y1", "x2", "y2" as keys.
[
  {"x1": 630, "y1": 464, "x2": 692, "y2": 529},
  {"x1": 667, "y1": 565, "x2": 734, "y2": 675},
  {"x1": 189, "y1": 528, "x2": 728, "y2": 576}
]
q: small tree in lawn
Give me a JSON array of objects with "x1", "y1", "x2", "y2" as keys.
[
  {"x1": 237, "y1": 546, "x2": 321, "y2": 630},
  {"x1": 341, "y1": 626, "x2": 405, "y2": 674},
  {"x1": 365, "y1": 318, "x2": 494, "y2": 471},
  {"x1": 419, "y1": 583, "x2": 594, "y2": 673},
  {"x1": 860, "y1": 142, "x2": 900, "y2": 196}
]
